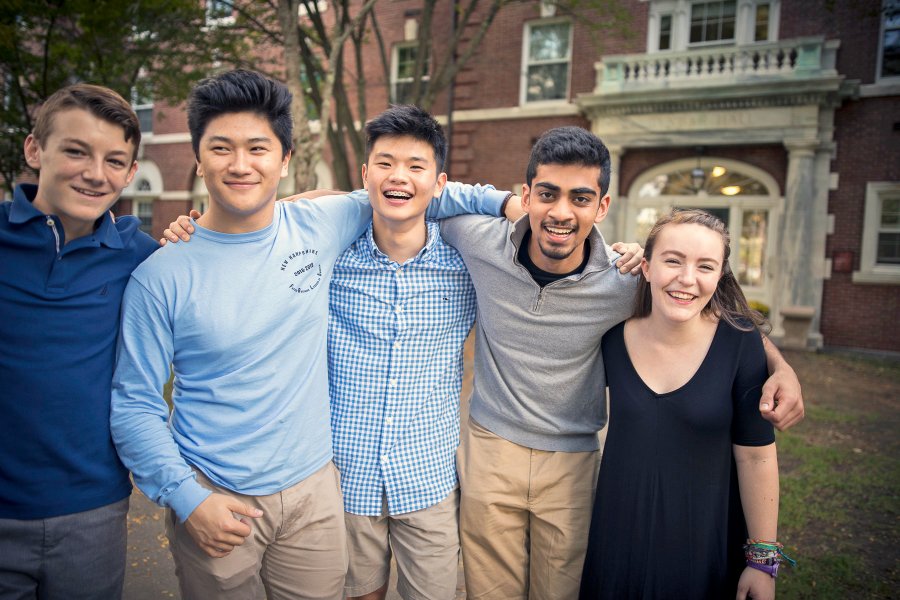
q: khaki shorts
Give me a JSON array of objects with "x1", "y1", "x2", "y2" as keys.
[
  {"x1": 458, "y1": 418, "x2": 600, "y2": 600},
  {"x1": 344, "y1": 489, "x2": 460, "y2": 600},
  {"x1": 166, "y1": 461, "x2": 347, "y2": 600}
]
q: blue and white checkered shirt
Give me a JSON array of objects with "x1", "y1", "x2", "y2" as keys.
[{"x1": 328, "y1": 220, "x2": 476, "y2": 516}]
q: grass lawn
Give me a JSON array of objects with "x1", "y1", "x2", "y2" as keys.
[{"x1": 775, "y1": 350, "x2": 899, "y2": 599}]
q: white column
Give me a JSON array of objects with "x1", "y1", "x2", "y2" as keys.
[
  {"x1": 600, "y1": 144, "x2": 624, "y2": 242},
  {"x1": 772, "y1": 138, "x2": 826, "y2": 346}
]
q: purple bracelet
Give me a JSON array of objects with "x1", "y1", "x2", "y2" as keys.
[{"x1": 747, "y1": 560, "x2": 779, "y2": 578}]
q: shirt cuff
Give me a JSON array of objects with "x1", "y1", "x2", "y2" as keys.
[
  {"x1": 166, "y1": 477, "x2": 213, "y2": 523},
  {"x1": 482, "y1": 188, "x2": 513, "y2": 217}
]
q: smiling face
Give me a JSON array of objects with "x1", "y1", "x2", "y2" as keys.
[
  {"x1": 24, "y1": 108, "x2": 138, "y2": 240},
  {"x1": 362, "y1": 134, "x2": 446, "y2": 231},
  {"x1": 641, "y1": 222, "x2": 725, "y2": 325},
  {"x1": 521, "y1": 163, "x2": 610, "y2": 273},
  {"x1": 195, "y1": 111, "x2": 290, "y2": 233}
]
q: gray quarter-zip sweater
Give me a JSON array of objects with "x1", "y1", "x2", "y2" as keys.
[{"x1": 442, "y1": 214, "x2": 637, "y2": 452}]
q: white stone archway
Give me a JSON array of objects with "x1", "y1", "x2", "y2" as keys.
[{"x1": 627, "y1": 157, "x2": 782, "y2": 314}]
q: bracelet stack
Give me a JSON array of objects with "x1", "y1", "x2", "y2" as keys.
[{"x1": 743, "y1": 539, "x2": 797, "y2": 578}]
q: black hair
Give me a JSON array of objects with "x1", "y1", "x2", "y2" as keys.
[
  {"x1": 525, "y1": 126, "x2": 611, "y2": 196},
  {"x1": 634, "y1": 209, "x2": 769, "y2": 333},
  {"x1": 365, "y1": 105, "x2": 447, "y2": 171},
  {"x1": 187, "y1": 69, "x2": 293, "y2": 158}
]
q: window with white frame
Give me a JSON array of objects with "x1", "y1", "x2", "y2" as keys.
[
  {"x1": 647, "y1": 0, "x2": 779, "y2": 52},
  {"x1": 522, "y1": 19, "x2": 572, "y2": 104},
  {"x1": 854, "y1": 182, "x2": 900, "y2": 284},
  {"x1": 879, "y1": 0, "x2": 900, "y2": 80},
  {"x1": 392, "y1": 43, "x2": 429, "y2": 105},
  {"x1": 133, "y1": 193, "x2": 153, "y2": 235},
  {"x1": 131, "y1": 81, "x2": 153, "y2": 134},
  {"x1": 689, "y1": 1, "x2": 736, "y2": 45}
]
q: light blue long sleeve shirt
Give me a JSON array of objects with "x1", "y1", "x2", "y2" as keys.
[{"x1": 111, "y1": 186, "x2": 506, "y2": 522}]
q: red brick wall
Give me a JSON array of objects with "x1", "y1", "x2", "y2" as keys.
[
  {"x1": 822, "y1": 95, "x2": 900, "y2": 352},
  {"x1": 449, "y1": 115, "x2": 591, "y2": 188},
  {"x1": 780, "y1": 0, "x2": 884, "y2": 84}
]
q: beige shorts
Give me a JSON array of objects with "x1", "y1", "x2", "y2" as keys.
[
  {"x1": 458, "y1": 418, "x2": 600, "y2": 600},
  {"x1": 165, "y1": 461, "x2": 347, "y2": 600},
  {"x1": 344, "y1": 489, "x2": 460, "y2": 600}
]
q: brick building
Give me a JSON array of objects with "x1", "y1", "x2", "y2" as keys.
[{"x1": 118, "y1": 0, "x2": 900, "y2": 353}]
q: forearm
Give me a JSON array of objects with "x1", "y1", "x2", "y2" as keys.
[
  {"x1": 762, "y1": 335, "x2": 788, "y2": 376},
  {"x1": 426, "y1": 181, "x2": 510, "y2": 218},
  {"x1": 734, "y1": 443, "x2": 779, "y2": 541}
]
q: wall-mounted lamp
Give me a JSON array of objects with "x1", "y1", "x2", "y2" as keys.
[{"x1": 691, "y1": 146, "x2": 706, "y2": 193}]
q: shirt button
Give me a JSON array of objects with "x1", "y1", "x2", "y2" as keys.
[
  {"x1": 381, "y1": 455, "x2": 389, "y2": 462},
  {"x1": 388, "y1": 379, "x2": 397, "y2": 388},
  {"x1": 385, "y1": 416, "x2": 394, "y2": 425},
  {"x1": 396, "y1": 267, "x2": 403, "y2": 274},
  {"x1": 393, "y1": 341, "x2": 401, "y2": 349},
  {"x1": 395, "y1": 306, "x2": 404, "y2": 314}
]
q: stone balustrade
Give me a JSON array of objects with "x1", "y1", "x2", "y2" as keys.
[{"x1": 594, "y1": 37, "x2": 838, "y2": 95}]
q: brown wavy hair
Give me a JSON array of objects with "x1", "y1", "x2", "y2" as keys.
[
  {"x1": 32, "y1": 84, "x2": 141, "y2": 163},
  {"x1": 633, "y1": 209, "x2": 769, "y2": 333}
]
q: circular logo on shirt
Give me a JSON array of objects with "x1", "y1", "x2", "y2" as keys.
[{"x1": 280, "y1": 249, "x2": 323, "y2": 294}]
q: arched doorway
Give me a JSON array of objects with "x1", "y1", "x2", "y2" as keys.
[{"x1": 627, "y1": 158, "x2": 781, "y2": 309}]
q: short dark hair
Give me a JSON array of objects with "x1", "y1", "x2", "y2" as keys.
[
  {"x1": 525, "y1": 127, "x2": 611, "y2": 196},
  {"x1": 187, "y1": 69, "x2": 293, "y2": 158},
  {"x1": 633, "y1": 209, "x2": 769, "y2": 333},
  {"x1": 32, "y1": 84, "x2": 141, "y2": 162},
  {"x1": 364, "y1": 105, "x2": 447, "y2": 171}
]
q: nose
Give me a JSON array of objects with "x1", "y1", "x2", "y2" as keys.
[
  {"x1": 678, "y1": 265, "x2": 697, "y2": 285},
  {"x1": 82, "y1": 157, "x2": 105, "y2": 183},
  {"x1": 547, "y1": 198, "x2": 575, "y2": 222},
  {"x1": 228, "y1": 150, "x2": 251, "y2": 174},
  {"x1": 387, "y1": 166, "x2": 409, "y2": 183}
]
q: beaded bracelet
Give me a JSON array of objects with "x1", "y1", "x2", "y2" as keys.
[{"x1": 743, "y1": 539, "x2": 797, "y2": 578}]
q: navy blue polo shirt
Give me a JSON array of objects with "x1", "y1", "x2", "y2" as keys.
[{"x1": 0, "y1": 184, "x2": 158, "y2": 519}]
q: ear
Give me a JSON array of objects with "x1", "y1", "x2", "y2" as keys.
[
  {"x1": 640, "y1": 257, "x2": 650, "y2": 281},
  {"x1": 521, "y1": 183, "x2": 532, "y2": 213},
  {"x1": 361, "y1": 163, "x2": 369, "y2": 190},
  {"x1": 280, "y1": 150, "x2": 292, "y2": 178},
  {"x1": 432, "y1": 171, "x2": 448, "y2": 200},
  {"x1": 24, "y1": 134, "x2": 42, "y2": 170},
  {"x1": 593, "y1": 194, "x2": 611, "y2": 224},
  {"x1": 124, "y1": 160, "x2": 138, "y2": 188},
  {"x1": 195, "y1": 159, "x2": 204, "y2": 178}
]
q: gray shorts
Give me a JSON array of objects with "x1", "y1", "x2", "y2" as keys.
[{"x1": 0, "y1": 497, "x2": 129, "y2": 600}]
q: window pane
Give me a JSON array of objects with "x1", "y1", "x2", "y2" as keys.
[
  {"x1": 877, "y1": 232, "x2": 900, "y2": 263},
  {"x1": 689, "y1": 1, "x2": 736, "y2": 44},
  {"x1": 755, "y1": 4, "x2": 770, "y2": 41},
  {"x1": 634, "y1": 207, "x2": 660, "y2": 243},
  {"x1": 881, "y1": 196, "x2": 900, "y2": 226},
  {"x1": 526, "y1": 63, "x2": 568, "y2": 101},
  {"x1": 529, "y1": 23, "x2": 570, "y2": 61},
  {"x1": 136, "y1": 202, "x2": 153, "y2": 235},
  {"x1": 659, "y1": 14, "x2": 672, "y2": 50},
  {"x1": 883, "y1": 29, "x2": 900, "y2": 77},
  {"x1": 136, "y1": 107, "x2": 152, "y2": 133},
  {"x1": 739, "y1": 210, "x2": 768, "y2": 286}
]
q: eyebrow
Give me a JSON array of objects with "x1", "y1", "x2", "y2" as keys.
[
  {"x1": 59, "y1": 138, "x2": 129, "y2": 157},
  {"x1": 659, "y1": 249, "x2": 721, "y2": 264},
  {"x1": 374, "y1": 151, "x2": 429, "y2": 163},
  {"x1": 206, "y1": 135, "x2": 273, "y2": 145},
  {"x1": 534, "y1": 182, "x2": 597, "y2": 196}
]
